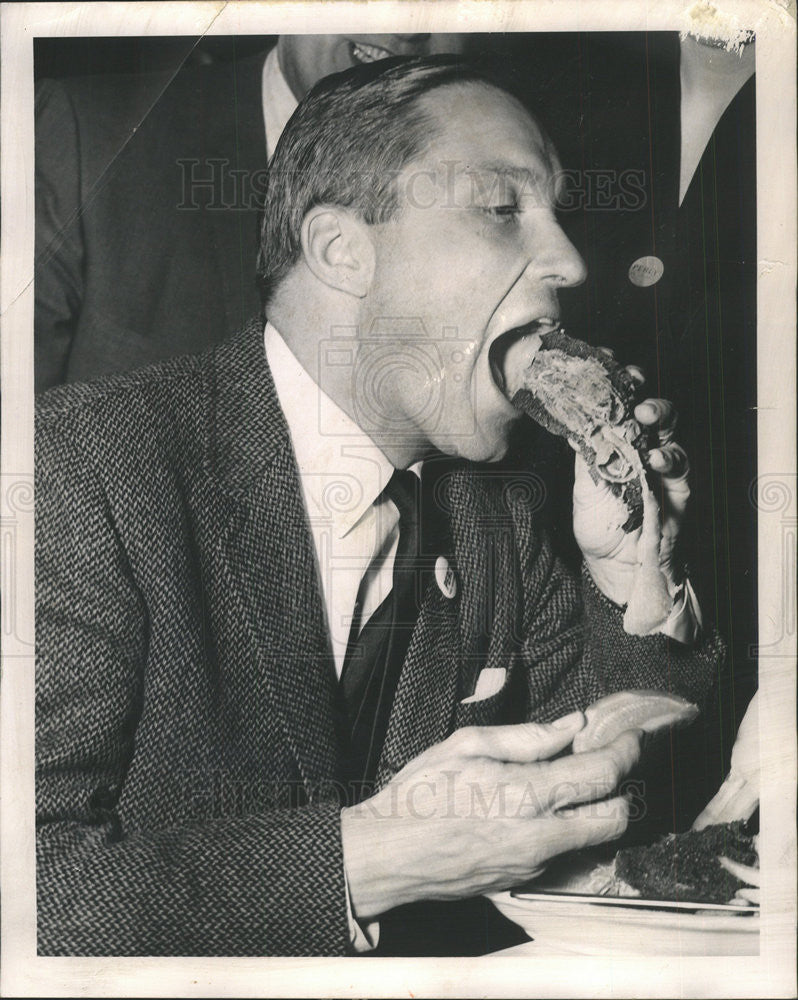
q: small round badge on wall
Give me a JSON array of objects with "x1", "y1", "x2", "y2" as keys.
[
  {"x1": 628, "y1": 255, "x2": 665, "y2": 287},
  {"x1": 435, "y1": 556, "x2": 457, "y2": 599}
]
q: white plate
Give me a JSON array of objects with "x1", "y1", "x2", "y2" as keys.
[
  {"x1": 510, "y1": 889, "x2": 758, "y2": 913},
  {"x1": 488, "y1": 851, "x2": 759, "y2": 956},
  {"x1": 489, "y1": 892, "x2": 759, "y2": 956}
]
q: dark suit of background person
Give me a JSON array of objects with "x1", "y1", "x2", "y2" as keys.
[
  {"x1": 494, "y1": 32, "x2": 757, "y2": 832},
  {"x1": 34, "y1": 41, "x2": 270, "y2": 392},
  {"x1": 35, "y1": 316, "x2": 723, "y2": 957}
]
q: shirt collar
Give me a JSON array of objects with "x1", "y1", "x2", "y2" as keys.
[
  {"x1": 262, "y1": 45, "x2": 299, "y2": 160},
  {"x1": 264, "y1": 321, "x2": 406, "y2": 538}
]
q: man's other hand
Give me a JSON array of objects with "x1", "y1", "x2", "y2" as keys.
[
  {"x1": 574, "y1": 376, "x2": 690, "y2": 606},
  {"x1": 341, "y1": 712, "x2": 640, "y2": 922},
  {"x1": 693, "y1": 692, "x2": 760, "y2": 831}
]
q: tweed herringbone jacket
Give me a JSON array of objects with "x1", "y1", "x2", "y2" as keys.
[{"x1": 35, "y1": 319, "x2": 722, "y2": 956}]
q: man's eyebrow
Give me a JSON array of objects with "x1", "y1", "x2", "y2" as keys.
[
  {"x1": 464, "y1": 162, "x2": 560, "y2": 203},
  {"x1": 466, "y1": 162, "x2": 547, "y2": 182}
]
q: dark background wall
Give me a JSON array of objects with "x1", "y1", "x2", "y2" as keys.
[{"x1": 34, "y1": 35, "x2": 278, "y2": 78}]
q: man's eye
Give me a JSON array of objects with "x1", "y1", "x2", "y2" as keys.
[{"x1": 483, "y1": 204, "x2": 520, "y2": 221}]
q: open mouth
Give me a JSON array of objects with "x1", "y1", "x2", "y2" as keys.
[
  {"x1": 350, "y1": 41, "x2": 395, "y2": 64},
  {"x1": 488, "y1": 318, "x2": 561, "y2": 397}
]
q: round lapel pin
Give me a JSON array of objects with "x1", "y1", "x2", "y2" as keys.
[
  {"x1": 628, "y1": 255, "x2": 664, "y2": 287},
  {"x1": 435, "y1": 555, "x2": 457, "y2": 599}
]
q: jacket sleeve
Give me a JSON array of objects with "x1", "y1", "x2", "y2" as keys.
[
  {"x1": 511, "y1": 505, "x2": 724, "y2": 723},
  {"x1": 34, "y1": 80, "x2": 85, "y2": 393},
  {"x1": 35, "y1": 407, "x2": 351, "y2": 957}
]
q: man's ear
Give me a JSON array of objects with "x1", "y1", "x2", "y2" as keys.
[{"x1": 300, "y1": 205, "x2": 375, "y2": 298}]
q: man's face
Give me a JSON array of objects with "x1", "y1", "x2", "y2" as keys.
[
  {"x1": 277, "y1": 34, "x2": 470, "y2": 100},
  {"x1": 358, "y1": 83, "x2": 587, "y2": 465}
]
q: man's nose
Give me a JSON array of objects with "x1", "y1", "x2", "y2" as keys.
[{"x1": 527, "y1": 223, "x2": 587, "y2": 289}]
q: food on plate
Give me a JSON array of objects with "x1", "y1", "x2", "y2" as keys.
[
  {"x1": 572, "y1": 689, "x2": 699, "y2": 753},
  {"x1": 503, "y1": 326, "x2": 673, "y2": 635},
  {"x1": 538, "y1": 822, "x2": 759, "y2": 904},
  {"x1": 613, "y1": 822, "x2": 758, "y2": 904}
]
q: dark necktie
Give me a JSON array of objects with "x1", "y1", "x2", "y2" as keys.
[{"x1": 338, "y1": 469, "x2": 422, "y2": 803}]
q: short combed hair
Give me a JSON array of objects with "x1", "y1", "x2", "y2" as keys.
[{"x1": 256, "y1": 55, "x2": 522, "y2": 306}]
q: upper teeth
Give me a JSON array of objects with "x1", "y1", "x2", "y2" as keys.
[{"x1": 351, "y1": 42, "x2": 393, "y2": 63}]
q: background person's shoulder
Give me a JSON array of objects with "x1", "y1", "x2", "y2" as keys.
[
  {"x1": 34, "y1": 344, "x2": 206, "y2": 428},
  {"x1": 35, "y1": 318, "x2": 266, "y2": 428}
]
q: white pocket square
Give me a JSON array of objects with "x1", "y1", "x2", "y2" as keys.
[{"x1": 460, "y1": 667, "x2": 507, "y2": 705}]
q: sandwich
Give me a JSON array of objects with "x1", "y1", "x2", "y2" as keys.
[{"x1": 504, "y1": 327, "x2": 645, "y2": 530}]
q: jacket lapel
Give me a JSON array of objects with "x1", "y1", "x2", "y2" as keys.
[
  {"x1": 375, "y1": 461, "x2": 525, "y2": 784},
  {"x1": 205, "y1": 322, "x2": 342, "y2": 792},
  {"x1": 446, "y1": 463, "x2": 524, "y2": 680},
  {"x1": 375, "y1": 578, "x2": 462, "y2": 786}
]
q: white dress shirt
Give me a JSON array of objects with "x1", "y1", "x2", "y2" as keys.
[{"x1": 264, "y1": 321, "x2": 422, "y2": 680}]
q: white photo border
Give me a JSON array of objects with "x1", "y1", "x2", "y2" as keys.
[{"x1": 1, "y1": 2, "x2": 795, "y2": 996}]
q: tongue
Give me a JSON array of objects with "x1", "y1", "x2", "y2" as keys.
[{"x1": 500, "y1": 332, "x2": 543, "y2": 398}]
